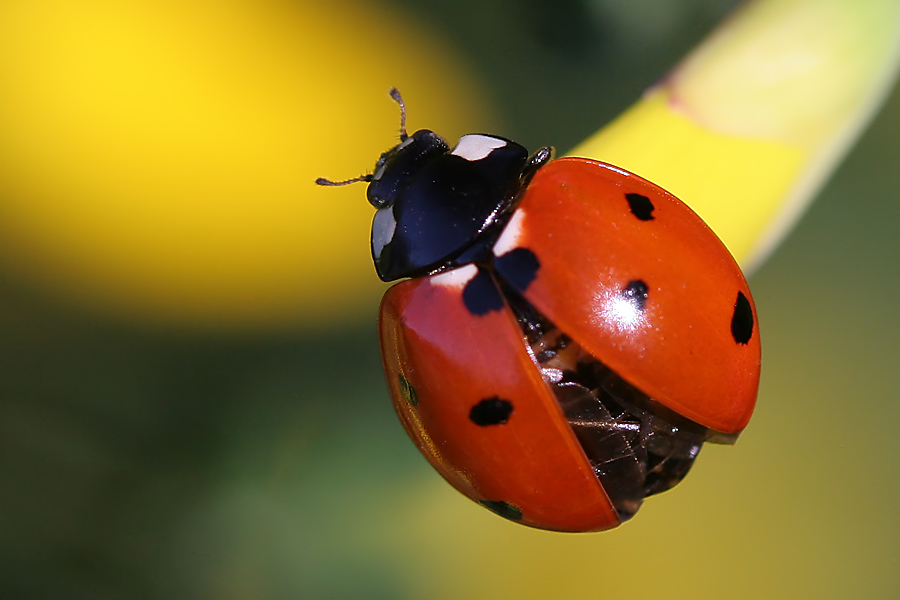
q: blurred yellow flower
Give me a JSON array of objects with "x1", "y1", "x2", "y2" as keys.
[
  {"x1": 0, "y1": 0, "x2": 896, "y2": 333},
  {"x1": 0, "y1": 0, "x2": 489, "y2": 330},
  {"x1": 572, "y1": 0, "x2": 900, "y2": 272}
]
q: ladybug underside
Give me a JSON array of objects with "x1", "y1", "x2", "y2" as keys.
[{"x1": 504, "y1": 284, "x2": 711, "y2": 520}]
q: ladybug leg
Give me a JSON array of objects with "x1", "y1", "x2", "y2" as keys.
[{"x1": 518, "y1": 146, "x2": 554, "y2": 187}]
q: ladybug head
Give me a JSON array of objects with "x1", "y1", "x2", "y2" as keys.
[
  {"x1": 366, "y1": 129, "x2": 449, "y2": 209},
  {"x1": 315, "y1": 88, "x2": 448, "y2": 209},
  {"x1": 317, "y1": 88, "x2": 543, "y2": 283}
]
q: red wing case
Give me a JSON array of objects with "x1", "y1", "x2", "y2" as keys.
[{"x1": 379, "y1": 269, "x2": 621, "y2": 532}]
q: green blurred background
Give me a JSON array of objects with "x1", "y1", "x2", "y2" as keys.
[{"x1": 1, "y1": 0, "x2": 899, "y2": 598}]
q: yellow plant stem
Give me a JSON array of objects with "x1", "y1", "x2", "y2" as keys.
[{"x1": 570, "y1": 0, "x2": 900, "y2": 271}]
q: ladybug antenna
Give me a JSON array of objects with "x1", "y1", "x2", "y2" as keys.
[
  {"x1": 315, "y1": 174, "x2": 373, "y2": 187},
  {"x1": 389, "y1": 87, "x2": 408, "y2": 142},
  {"x1": 315, "y1": 88, "x2": 407, "y2": 187}
]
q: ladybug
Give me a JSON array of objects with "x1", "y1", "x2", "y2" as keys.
[{"x1": 317, "y1": 89, "x2": 760, "y2": 532}]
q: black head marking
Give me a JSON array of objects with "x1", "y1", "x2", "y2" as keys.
[
  {"x1": 731, "y1": 291, "x2": 754, "y2": 344},
  {"x1": 494, "y1": 247, "x2": 541, "y2": 293},
  {"x1": 372, "y1": 136, "x2": 530, "y2": 281},
  {"x1": 469, "y1": 396, "x2": 513, "y2": 426},
  {"x1": 478, "y1": 500, "x2": 523, "y2": 522},
  {"x1": 621, "y1": 280, "x2": 650, "y2": 312},
  {"x1": 398, "y1": 373, "x2": 418, "y2": 406},
  {"x1": 625, "y1": 192, "x2": 655, "y2": 221},
  {"x1": 462, "y1": 268, "x2": 504, "y2": 316}
]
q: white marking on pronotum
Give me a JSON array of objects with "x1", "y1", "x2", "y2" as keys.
[
  {"x1": 371, "y1": 207, "x2": 397, "y2": 260},
  {"x1": 450, "y1": 134, "x2": 507, "y2": 162},
  {"x1": 430, "y1": 264, "x2": 478, "y2": 291},
  {"x1": 492, "y1": 208, "x2": 526, "y2": 257}
]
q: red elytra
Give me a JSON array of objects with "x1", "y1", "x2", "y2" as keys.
[{"x1": 380, "y1": 272, "x2": 621, "y2": 533}]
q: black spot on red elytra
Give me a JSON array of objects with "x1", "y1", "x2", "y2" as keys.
[
  {"x1": 478, "y1": 500, "x2": 523, "y2": 521},
  {"x1": 626, "y1": 192, "x2": 655, "y2": 221},
  {"x1": 462, "y1": 268, "x2": 504, "y2": 316},
  {"x1": 494, "y1": 247, "x2": 540, "y2": 293},
  {"x1": 621, "y1": 280, "x2": 649, "y2": 311},
  {"x1": 398, "y1": 373, "x2": 418, "y2": 406},
  {"x1": 731, "y1": 291, "x2": 754, "y2": 344},
  {"x1": 469, "y1": 396, "x2": 513, "y2": 426}
]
